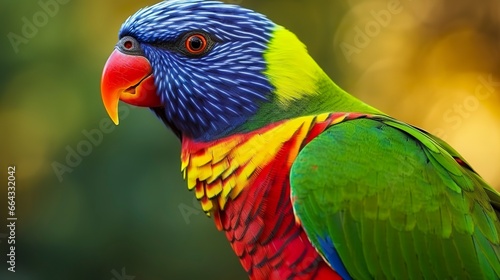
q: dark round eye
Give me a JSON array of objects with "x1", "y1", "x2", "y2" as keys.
[
  {"x1": 185, "y1": 34, "x2": 208, "y2": 55},
  {"x1": 123, "y1": 39, "x2": 134, "y2": 50},
  {"x1": 117, "y1": 36, "x2": 142, "y2": 55}
]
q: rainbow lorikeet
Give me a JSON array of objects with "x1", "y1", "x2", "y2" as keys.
[{"x1": 100, "y1": 1, "x2": 500, "y2": 279}]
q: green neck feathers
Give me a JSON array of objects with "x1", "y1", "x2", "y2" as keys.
[{"x1": 239, "y1": 26, "x2": 381, "y2": 133}]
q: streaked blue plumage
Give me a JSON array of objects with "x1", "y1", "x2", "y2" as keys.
[{"x1": 119, "y1": 0, "x2": 276, "y2": 140}]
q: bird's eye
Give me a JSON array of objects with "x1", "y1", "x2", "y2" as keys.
[
  {"x1": 117, "y1": 36, "x2": 142, "y2": 55},
  {"x1": 123, "y1": 40, "x2": 134, "y2": 50},
  {"x1": 185, "y1": 34, "x2": 208, "y2": 55}
]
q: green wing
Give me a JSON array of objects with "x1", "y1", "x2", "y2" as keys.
[{"x1": 290, "y1": 115, "x2": 500, "y2": 279}]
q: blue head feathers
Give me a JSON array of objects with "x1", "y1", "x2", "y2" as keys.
[{"x1": 119, "y1": 0, "x2": 276, "y2": 140}]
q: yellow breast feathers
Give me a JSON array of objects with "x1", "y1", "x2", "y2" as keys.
[{"x1": 180, "y1": 113, "x2": 351, "y2": 214}]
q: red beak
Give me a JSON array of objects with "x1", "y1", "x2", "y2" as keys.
[{"x1": 101, "y1": 49, "x2": 162, "y2": 125}]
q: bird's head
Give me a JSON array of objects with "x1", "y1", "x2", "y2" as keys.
[{"x1": 101, "y1": 0, "x2": 325, "y2": 141}]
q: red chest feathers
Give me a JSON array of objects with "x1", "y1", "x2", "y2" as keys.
[{"x1": 180, "y1": 113, "x2": 349, "y2": 279}]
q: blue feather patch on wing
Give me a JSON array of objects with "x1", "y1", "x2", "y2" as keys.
[{"x1": 318, "y1": 235, "x2": 352, "y2": 280}]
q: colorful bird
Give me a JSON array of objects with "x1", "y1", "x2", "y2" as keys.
[{"x1": 100, "y1": 1, "x2": 500, "y2": 279}]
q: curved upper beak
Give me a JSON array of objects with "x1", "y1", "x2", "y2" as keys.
[{"x1": 100, "y1": 49, "x2": 162, "y2": 125}]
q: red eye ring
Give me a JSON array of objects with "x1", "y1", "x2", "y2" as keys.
[{"x1": 185, "y1": 34, "x2": 208, "y2": 55}]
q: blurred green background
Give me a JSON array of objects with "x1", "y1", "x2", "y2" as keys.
[{"x1": 0, "y1": 0, "x2": 499, "y2": 279}]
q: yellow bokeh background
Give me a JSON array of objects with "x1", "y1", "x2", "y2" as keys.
[{"x1": 0, "y1": 0, "x2": 499, "y2": 279}]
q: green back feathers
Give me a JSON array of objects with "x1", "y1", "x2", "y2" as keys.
[{"x1": 290, "y1": 115, "x2": 500, "y2": 279}]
